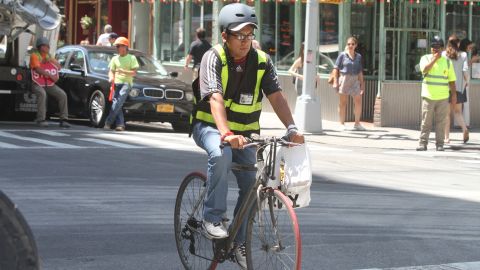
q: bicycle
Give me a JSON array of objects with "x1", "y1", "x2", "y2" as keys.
[{"x1": 174, "y1": 135, "x2": 302, "y2": 270}]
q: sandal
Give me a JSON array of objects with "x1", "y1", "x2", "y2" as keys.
[{"x1": 463, "y1": 130, "x2": 469, "y2": 143}]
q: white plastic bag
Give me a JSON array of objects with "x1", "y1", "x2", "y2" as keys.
[{"x1": 268, "y1": 143, "x2": 312, "y2": 208}]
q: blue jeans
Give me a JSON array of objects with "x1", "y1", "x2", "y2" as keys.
[
  {"x1": 105, "y1": 83, "x2": 130, "y2": 127},
  {"x1": 192, "y1": 122, "x2": 256, "y2": 243}
]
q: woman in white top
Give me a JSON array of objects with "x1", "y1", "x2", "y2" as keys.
[
  {"x1": 442, "y1": 39, "x2": 469, "y2": 143},
  {"x1": 288, "y1": 43, "x2": 304, "y2": 96}
]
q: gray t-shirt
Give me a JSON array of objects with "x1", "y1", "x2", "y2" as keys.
[{"x1": 198, "y1": 49, "x2": 281, "y2": 101}]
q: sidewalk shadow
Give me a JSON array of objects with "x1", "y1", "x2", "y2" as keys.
[{"x1": 320, "y1": 131, "x2": 418, "y2": 142}]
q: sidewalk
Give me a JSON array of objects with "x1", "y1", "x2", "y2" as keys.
[{"x1": 260, "y1": 112, "x2": 480, "y2": 150}]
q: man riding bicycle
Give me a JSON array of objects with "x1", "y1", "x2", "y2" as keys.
[{"x1": 190, "y1": 3, "x2": 304, "y2": 269}]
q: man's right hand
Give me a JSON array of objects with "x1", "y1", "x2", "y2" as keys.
[
  {"x1": 49, "y1": 74, "x2": 59, "y2": 83},
  {"x1": 433, "y1": 51, "x2": 442, "y2": 60},
  {"x1": 223, "y1": 135, "x2": 247, "y2": 149}
]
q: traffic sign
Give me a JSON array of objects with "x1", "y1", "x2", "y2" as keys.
[{"x1": 31, "y1": 61, "x2": 58, "y2": 87}]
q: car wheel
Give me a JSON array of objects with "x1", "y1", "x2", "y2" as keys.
[
  {"x1": 0, "y1": 190, "x2": 39, "y2": 270},
  {"x1": 171, "y1": 121, "x2": 190, "y2": 133},
  {"x1": 89, "y1": 90, "x2": 108, "y2": 127}
]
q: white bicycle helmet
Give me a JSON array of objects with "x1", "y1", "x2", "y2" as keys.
[{"x1": 218, "y1": 3, "x2": 258, "y2": 33}]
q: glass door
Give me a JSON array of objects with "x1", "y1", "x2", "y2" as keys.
[{"x1": 379, "y1": 1, "x2": 441, "y2": 81}]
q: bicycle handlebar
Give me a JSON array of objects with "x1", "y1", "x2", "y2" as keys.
[{"x1": 220, "y1": 134, "x2": 302, "y2": 149}]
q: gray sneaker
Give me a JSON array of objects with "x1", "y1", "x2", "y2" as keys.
[
  {"x1": 36, "y1": 120, "x2": 49, "y2": 127},
  {"x1": 234, "y1": 242, "x2": 247, "y2": 269},
  {"x1": 354, "y1": 124, "x2": 366, "y2": 131}
]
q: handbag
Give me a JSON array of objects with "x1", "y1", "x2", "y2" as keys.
[{"x1": 327, "y1": 69, "x2": 337, "y2": 85}]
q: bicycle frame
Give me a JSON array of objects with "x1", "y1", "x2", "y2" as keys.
[{"x1": 211, "y1": 139, "x2": 278, "y2": 262}]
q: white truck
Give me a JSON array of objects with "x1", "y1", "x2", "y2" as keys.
[{"x1": 0, "y1": 0, "x2": 60, "y2": 120}]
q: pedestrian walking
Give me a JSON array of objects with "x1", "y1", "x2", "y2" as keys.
[
  {"x1": 459, "y1": 38, "x2": 475, "y2": 128},
  {"x1": 416, "y1": 36, "x2": 457, "y2": 151},
  {"x1": 30, "y1": 37, "x2": 70, "y2": 128},
  {"x1": 331, "y1": 36, "x2": 366, "y2": 131},
  {"x1": 442, "y1": 39, "x2": 469, "y2": 144},
  {"x1": 184, "y1": 28, "x2": 211, "y2": 81},
  {"x1": 96, "y1": 24, "x2": 113, "y2": 46},
  {"x1": 104, "y1": 37, "x2": 139, "y2": 131},
  {"x1": 287, "y1": 42, "x2": 304, "y2": 96}
]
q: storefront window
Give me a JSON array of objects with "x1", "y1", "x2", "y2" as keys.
[
  {"x1": 191, "y1": 2, "x2": 213, "y2": 45},
  {"x1": 472, "y1": 5, "x2": 480, "y2": 44},
  {"x1": 318, "y1": 3, "x2": 338, "y2": 74},
  {"x1": 261, "y1": 2, "x2": 277, "y2": 59},
  {"x1": 158, "y1": 2, "x2": 184, "y2": 62},
  {"x1": 445, "y1": 2, "x2": 469, "y2": 40},
  {"x1": 99, "y1": 0, "x2": 109, "y2": 36},
  {"x1": 351, "y1": 2, "x2": 373, "y2": 75},
  {"x1": 260, "y1": 3, "x2": 295, "y2": 64},
  {"x1": 381, "y1": 1, "x2": 440, "y2": 81}
]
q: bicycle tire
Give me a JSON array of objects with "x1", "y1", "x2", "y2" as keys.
[
  {"x1": 174, "y1": 172, "x2": 216, "y2": 270},
  {"x1": 0, "y1": 190, "x2": 39, "y2": 270},
  {"x1": 246, "y1": 189, "x2": 301, "y2": 270}
]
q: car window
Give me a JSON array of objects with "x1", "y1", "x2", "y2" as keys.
[
  {"x1": 88, "y1": 52, "x2": 114, "y2": 74},
  {"x1": 68, "y1": 50, "x2": 86, "y2": 69},
  {"x1": 55, "y1": 50, "x2": 70, "y2": 67},
  {"x1": 86, "y1": 51, "x2": 169, "y2": 76},
  {"x1": 136, "y1": 55, "x2": 168, "y2": 76}
]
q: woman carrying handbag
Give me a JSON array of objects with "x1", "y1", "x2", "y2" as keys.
[{"x1": 331, "y1": 36, "x2": 366, "y2": 131}]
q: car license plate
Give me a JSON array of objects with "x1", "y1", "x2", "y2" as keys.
[{"x1": 156, "y1": 103, "x2": 174, "y2": 113}]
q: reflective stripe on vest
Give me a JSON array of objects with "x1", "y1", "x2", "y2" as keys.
[
  {"x1": 32, "y1": 50, "x2": 50, "y2": 64},
  {"x1": 422, "y1": 57, "x2": 451, "y2": 89},
  {"x1": 194, "y1": 44, "x2": 267, "y2": 134}
]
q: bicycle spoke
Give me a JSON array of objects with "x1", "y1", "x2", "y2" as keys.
[
  {"x1": 246, "y1": 189, "x2": 301, "y2": 270},
  {"x1": 174, "y1": 172, "x2": 216, "y2": 269}
]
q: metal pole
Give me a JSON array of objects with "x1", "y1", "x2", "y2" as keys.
[
  {"x1": 294, "y1": 0, "x2": 322, "y2": 133},
  {"x1": 212, "y1": 1, "x2": 223, "y2": 45},
  {"x1": 153, "y1": 0, "x2": 161, "y2": 60},
  {"x1": 377, "y1": 0, "x2": 385, "y2": 97}
]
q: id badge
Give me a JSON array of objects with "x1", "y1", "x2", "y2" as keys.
[{"x1": 239, "y1": 93, "x2": 254, "y2": 105}]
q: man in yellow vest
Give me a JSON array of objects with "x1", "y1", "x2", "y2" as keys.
[
  {"x1": 417, "y1": 36, "x2": 457, "y2": 151},
  {"x1": 190, "y1": 3, "x2": 304, "y2": 268}
]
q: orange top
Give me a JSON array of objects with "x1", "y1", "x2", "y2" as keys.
[{"x1": 29, "y1": 51, "x2": 50, "y2": 69}]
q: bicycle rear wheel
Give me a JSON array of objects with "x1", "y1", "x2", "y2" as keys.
[
  {"x1": 246, "y1": 189, "x2": 301, "y2": 270},
  {"x1": 174, "y1": 172, "x2": 216, "y2": 269}
]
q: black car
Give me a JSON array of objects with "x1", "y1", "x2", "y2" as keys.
[{"x1": 54, "y1": 45, "x2": 193, "y2": 132}]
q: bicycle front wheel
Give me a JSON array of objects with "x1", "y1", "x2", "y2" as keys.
[
  {"x1": 246, "y1": 189, "x2": 302, "y2": 270},
  {"x1": 174, "y1": 172, "x2": 216, "y2": 270}
]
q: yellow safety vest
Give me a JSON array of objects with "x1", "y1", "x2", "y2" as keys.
[
  {"x1": 420, "y1": 55, "x2": 455, "y2": 100},
  {"x1": 193, "y1": 44, "x2": 267, "y2": 136}
]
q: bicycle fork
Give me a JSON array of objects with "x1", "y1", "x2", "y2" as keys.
[{"x1": 256, "y1": 186, "x2": 286, "y2": 252}]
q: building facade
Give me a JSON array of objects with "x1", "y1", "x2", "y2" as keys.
[{"x1": 61, "y1": 0, "x2": 480, "y2": 128}]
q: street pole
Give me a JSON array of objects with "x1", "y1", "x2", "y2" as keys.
[{"x1": 294, "y1": 0, "x2": 322, "y2": 133}]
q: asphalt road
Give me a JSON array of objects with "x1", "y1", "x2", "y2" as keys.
[{"x1": 1, "y1": 121, "x2": 479, "y2": 270}]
